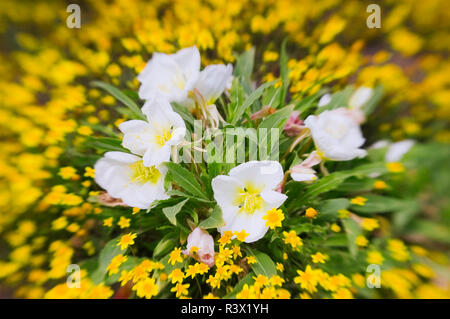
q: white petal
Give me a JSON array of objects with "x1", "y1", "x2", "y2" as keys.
[
  {"x1": 119, "y1": 120, "x2": 153, "y2": 156},
  {"x1": 211, "y1": 175, "x2": 243, "y2": 209},
  {"x1": 228, "y1": 161, "x2": 284, "y2": 191},
  {"x1": 143, "y1": 143, "x2": 171, "y2": 167},
  {"x1": 195, "y1": 64, "x2": 233, "y2": 103},
  {"x1": 385, "y1": 140, "x2": 414, "y2": 162},
  {"x1": 260, "y1": 190, "x2": 287, "y2": 208},
  {"x1": 172, "y1": 46, "x2": 201, "y2": 86}
]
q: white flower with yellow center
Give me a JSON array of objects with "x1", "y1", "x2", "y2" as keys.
[
  {"x1": 211, "y1": 161, "x2": 287, "y2": 243},
  {"x1": 305, "y1": 108, "x2": 367, "y2": 161},
  {"x1": 119, "y1": 98, "x2": 186, "y2": 167},
  {"x1": 94, "y1": 152, "x2": 168, "y2": 209}
]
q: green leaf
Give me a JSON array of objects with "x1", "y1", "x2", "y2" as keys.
[
  {"x1": 317, "y1": 198, "x2": 350, "y2": 221},
  {"x1": 171, "y1": 102, "x2": 195, "y2": 128},
  {"x1": 258, "y1": 104, "x2": 294, "y2": 130},
  {"x1": 279, "y1": 38, "x2": 290, "y2": 105},
  {"x1": 165, "y1": 162, "x2": 208, "y2": 200},
  {"x1": 362, "y1": 85, "x2": 384, "y2": 116},
  {"x1": 234, "y1": 47, "x2": 255, "y2": 92},
  {"x1": 246, "y1": 247, "x2": 277, "y2": 278},
  {"x1": 91, "y1": 237, "x2": 125, "y2": 284},
  {"x1": 91, "y1": 81, "x2": 146, "y2": 120},
  {"x1": 84, "y1": 136, "x2": 129, "y2": 153},
  {"x1": 351, "y1": 195, "x2": 417, "y2": 214},
  {"x1": 341, "y1": 218, "x2": 361, "y2": 257},
  {"x1": 198, "y1": 205, "x2": 224, "y2": 229},
  {"x1": 162, "y1": 198, "x2": 189, "y2": 225},
  {"x1": 231, "y1": 81, "x2": 275, "y2": 125},
  {"x1": 153, "y1": 233, "x2": 177, "y2": 258},
  {"x1": 224, "y1": 273, "x2": 255, "y2": 299}
]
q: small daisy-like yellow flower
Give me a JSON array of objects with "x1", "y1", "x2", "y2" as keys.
[
  {"x1": 185, "y1": 264, "x2": 200, "y2": 279},
  {"x1": 311, "y1": 252, "x2": 329, "y2": 264},
  {"x1": 171, "y1": 282, "x2": 190, "y2": 298},
  {"x1": 234, "y1": 230, "x2": 249, "y2": 242},
  {"x1": 58, "y1": 167, "x2": 77, "y2": 180},
  {"x1": 81, "y1": 180, "x2": 91, "y2": 188},
  {"x1": 283, "y1": 253, "x2": 288, "y2": 260},
  {"x1": 229, "y1": 264, "x2": 243, "y2": 275},
  {"x1": 270, "y1": 275, "x2": 285, "y2": 287},
  {"x1": 352, "y1": 273, "x2": 365, "y2": 288},
  {"x1": 282, "y1": 230, "x2": 303, "y2": 249},
  {"x1": 168, "y1": 268, "x2": 185, "y2": 284},
  {"x1": 206, "y1": 275, "x2": 221, "y2": 289},
  {"x1": 355, "y1": 235, "x2": 369, "y2": 247},
  {"x1": 232, "y1": 245, "x2": 242, "y2": 259},
  {"x1": 103, "y1": 217, "x2": 113, "y2": 227},
  {"x1": 367, "y1": 250, "x2": 384, "y2": 265},
  {"x1": 373, "y1": 180, "x2": 387, "y2": 190},
  {"x1": 117, "y1": 216, "x2": 130, "y2": 229},
  {"x1": 52, "y1": 216, "x2": 68, "y2": 230},
  {"x1": 386, "y1": 162, "x2": 405, "y2": 173},
  {"x1": 119, "y1": 270, "x2": 133, "y2": 286},
  {"x1": 84, "y1": 167, "x2": 95, "y2": 178},
  {"x1": 117, "y1": 233, "x2": 137, "y2": 250},
  {"x1": 203, "y1": 293, "x2": 219, "y2": 299},
  {"x1": 246, "y1": 256, "x2": 257, "y2": 264},
  {"x1": 276, "y1": 262, "x2": 284, "y2": 272},
  {"x1": 350, "y1": 196, "x2": 367, "y2": 206},
  {"x1": 262, "y1": 208, "x2": 285, "y2": 229},
  {"x1": 77, "y1": 125, "x2": 93, "y2": 136},
  {"x1": 330, "y1": 223, "x2": 341, "y2": 232},
  {"x1": 338, "y1": 209, "x2": 351, "y2": 218},
  {"x1": 305, "y1": 207, "x2": 318, "y2": 219},
  {"x1": 253, "y1": 274, "x2": 270, "y2": 288},
  {"x1": 94, "y1": 208, "x2": 102, "y2": 214},
  {"x1": 189, "y1": 246, "x2": 199, "y2": 254},
  {"x1": 361, "y1": 218, "x2": 379, "y2": 231},
  {"x1": 132, "y1": 207, "x2": 140, "y2": 215},
  {"x1": 168, "y1": 247, "x2": 183, "y2": 265},
  {"x1": 107, "y1": 254, "x2": 127, "y2": 275},
  {"x1": 134, "y1": 277, "x2": 159, "y2": 299},
  {"x1": 218, "y1": 230, "x2": 234, "y2": 245},
  {"x1": 66, "y1": 223, "x2": 80, "y2": 233}
]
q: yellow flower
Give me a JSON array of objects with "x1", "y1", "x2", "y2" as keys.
[
  {"x1": 119, "y1": 270, "x2": 133, "y2": 286},
  {"x1": 58, "y1": 166, "x2": 77, "y2": 180},
  {"x1": 355, "y1": 235, "x2": 369, "y2": 247},
  {"x1": 270, "y1": 275, "x2": 285, "y2": 287},
  {"x1": 311, "y1": 252, "x2": 329, "y2": 264},
  {"x1": 262, "y1": 208, "x2": 285, "y2": 229},
  {"x1": 350, "y1": 196, "x2": 367, "y2": 206},
  {"x1": 330, "y1": 223, "x2": 341, "y2": 232},
  {"x1": 387, "y1": 239, "x2": 410, "y2": 261},
  {"x1": 168, "y1": 247, "x2": 183, "y2": 265},
  {"x1": 246, "y1": 256, "x2": 257, "y2": 265},
  {"x1": 107, "y1": 254, "x2": 127, "y2": 275},
  {"x1": 117, "y1": 217, "x2": 131, "y2": 229},
  {"x1": 117, "y1": 233, "x2": 137, "y2": 250},
  {"x1": 52, "y1": 217, "x2": 68, "y2": 230},
  {"x1": 305, "y1": 207, "x2": 318, "y2": 219},
  {"x1": 132, "y1": 207, "x2": 140, "y2": 215},
  {"x1": 253, "y1": 274, "x2": 270, "y2": 288},
  {"x1": 338, "y1": 209, "x2": 350, "y2": 218},
  {"x1": 169, "y1": 268, "x2": 185, "y2": 284},
  {"x1": 103, "y1": 217, "x2": 113, "y2": 227},
  {"x1": 77, "y1": 125, "x2": 92, "y2": 136},
  {"x1": 373, "y1": 180, "x2": 388, "y2": 190},
  {"x1": 134, "y1": 277, "x2": 159, "y2": 299},
  {"x1": 171, "y1": 282, "x2": 189, "y2": 298},
  {"x1": 218, "y1": 230, "x2": 234, "y2": 245},
  {"x1": 276, "y1": 262, "x2": 284, "y2": 272},
  {"x1": 367, "y1": 250, "x2": 384, "y2": 265},
  {"x1": 84, "y1": 167, "x2": 95, "y2": 178},
  {"x1": 294, "y1": 265, "x2": 318, "y2": 293},
  {"x1": 386, "y1": 162, "x2": 405, "y2": 173},
  {"x1": 233, "y1": 230, "x2": 249, "y2": 242},
  {"x1": 282, "y1": 230, "x2": 303, "y2": 249},
  {"x1": 361, "y1": 218, "x2": 379, "y2": 231}
]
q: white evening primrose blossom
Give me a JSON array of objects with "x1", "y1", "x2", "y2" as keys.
[
  {"x1": 195, "y1": 64, "x2": 233, "y2": 105},
  {"x1": 318, "y1": 93, "x2": 332, "y2": 108},
  {"x1": 119, "y1": 98, "x2": 186, "y2": 167},
  {"x1": 94, "y1": 152, "x2": 168, "y2": 209},
  {"x1": 349, "y1": 87, "x2": 373, "y2": 110},
  {"x1": 305, "y1": 108, "x2": 367, "y2": 161},
  {"x1": 212, "y1": 161, "x2": 287, "y2": 243},
  {"x1": 138, "y1": 46, "x2": 201, "y2": 103}
]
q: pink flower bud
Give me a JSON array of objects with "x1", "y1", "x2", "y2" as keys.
[
  {"x1": 284, "y1": 111, "x2": 305, "y2": 136},
  {"x1": 182, "y1": 227, "x2": 215, "y2": 267}
]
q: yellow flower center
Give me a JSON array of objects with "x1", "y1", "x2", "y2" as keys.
[
  {"x1": 155, "y1": 128, "x2": 172, "y2": 147},
  {"x1": 234, "y1": 185, "x2": 264, "y2": 214},
  {"x1": 130, "y1": 161, "x2": 161, "y2": 184}
]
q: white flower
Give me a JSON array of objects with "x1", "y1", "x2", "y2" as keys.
[
  {"x1": 349, "y1": 87, "x2": 373, "y2": 110},
  {"x1": 138, "y1": 46, "x2": 200, "y2": 103},
  {"x1": 182, "y1": 227, "x2": 215, "y2": 267},
  {"x1": 305, "y1": 108, "x2": 367, "y2": 161},
  {"x1": 138, "y1": 46, "x2": 232, "y2": 107},
  {"x1": 119, "y1": 98, "x2": 186, "y2": 167},
  {"x1": 94, "y1": 152, "x2": 168, "y2": 209},
  {"x1": 290, "y1": 151, "x2": 321, "y2": 182},
  {"x1": 385, "y1": 140, "x2": 415, "y2": 162},
  {"x1": 318, "y1": 93, "x2": 332, "y2": 107},
  {"x1": 195, "y1": 64, "x2": 233, "y2": 105},
  {"x1": 211, "y1": 161, "x2": 287, "y2": 243}
]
